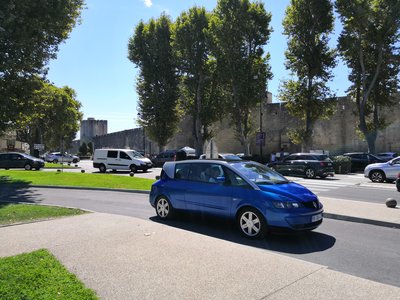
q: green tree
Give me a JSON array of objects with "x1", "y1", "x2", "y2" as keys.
[
  {"x1": 336, "y1": 0, "x2": 400, "y2": 153},
  {"x1": 16, "y1": 81, "x2": 83, "y2": 153},
  {"x1": 128, "y1": 14, "x2": 180, "y2": 151},
  {"x1": 209, "y1": 0, "x2": 273, "y2": 155},
  {"x1": 279, "y1": 0, "x2": 336, "y2": 151},
  {"x1": 87, "y1": 142, "x2": 93, "y2": 155},
  {"x1": 0, "y1": 0, "x2": 84, "y2": 134},
  {"x1": 79, "y1": 142, "x2": 88, "y2": 156},
  {"x1": 174, "y1": 6, "x2": 226, "y2": 155}
]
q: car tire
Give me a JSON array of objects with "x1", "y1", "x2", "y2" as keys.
[
  {"x1": 369, "y1": 170, "x2": 385, "y2": 183},
  {"x1": 72, "y1": 159, "x2": 78, "y2": 163},
  {"x1": 143, "y1": 168, "x2": 148, "y2": 173},
  {"x1": 155, "y1": 196, "x2": 174, "y2": 220},
  {"x1": 35, "y1": 166, "x2": 41, "y2": 171},
  {"x1": 24, "y1": 164, "x2": 32, "y2": 171},
  {"x1": 130, "y1": 165, "x2": 137, "y2": 173},
  {"x1": 304, "y1": 168, "x2": 316, "y2": 179},
  {"x1": 53, "y1": 159, "x2": 58, "y2": 164},
  {"x1": 99, "y1": 164, "x2": 106, "y2": 173},
  {"x1": 237, "y1": 207, "x2": 267, "y2": 239}
]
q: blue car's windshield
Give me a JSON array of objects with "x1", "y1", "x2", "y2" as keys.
[{"x1": 230, "y1": 161, "x2": 289, "y2": 185}]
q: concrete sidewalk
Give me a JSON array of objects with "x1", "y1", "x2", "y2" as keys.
[{"x1": 0, "y1": 212, "x2": 399, "y2": 299}]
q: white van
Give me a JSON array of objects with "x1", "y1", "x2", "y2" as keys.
[{"x1": 93, "y1": 149, "x2": 153, "y2": 173}]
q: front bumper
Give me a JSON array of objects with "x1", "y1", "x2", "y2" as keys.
[{"x1": 266, "y1": 207, "x2": 324, "y2": 231}]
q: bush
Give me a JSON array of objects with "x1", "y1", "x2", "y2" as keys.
[{"x1": 332, "y1": 155, "x2": 352, "y2": 174}]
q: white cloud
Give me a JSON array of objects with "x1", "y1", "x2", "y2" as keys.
[{"x1": 143, "y1": 0, "x2": 152, "y2": 7}]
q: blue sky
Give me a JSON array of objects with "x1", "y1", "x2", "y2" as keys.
[{"x1": 47, "y1": 0, "x2": 350, "y2": 134}]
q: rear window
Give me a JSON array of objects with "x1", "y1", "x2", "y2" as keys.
[{"x1": 315, "y1": 155, "x2": 330, "y2": 161}]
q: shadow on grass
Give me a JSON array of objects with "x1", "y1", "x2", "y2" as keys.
[
  {"x1": 0, "y1": 176, "x2": 41, "y2": 204},
  {"x1": 150, "y1": 212, "x2": 335, "y2": 255}
]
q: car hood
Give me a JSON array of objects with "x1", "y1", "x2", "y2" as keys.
[
  {"x1": 137, "y1": 157, "x2": 152, "y2": 164},
  {"x1": 366, "y1": 162, "x2": 389, "y2": 169},
  {"x1": 258, "y1": 181, "x2": 318, "y2": 202}
]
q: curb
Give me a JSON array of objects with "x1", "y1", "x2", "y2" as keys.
[
  {"x1": 323, "y1": 213, "x2": 400, "y2": 229},
  {"x1": 4, "y1": 184, "x2": 151, "y2": 195}
]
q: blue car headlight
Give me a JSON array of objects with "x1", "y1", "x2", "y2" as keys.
[{"x1": 272, "y1": 200, "x2": 302, "y2": 209}]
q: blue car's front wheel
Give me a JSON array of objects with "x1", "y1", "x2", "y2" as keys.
[
  {"x1": 237, "y1": 208, "x2": 266, "y2": 239},
  {"x1": 155, "y1": 196, "x2": 174, "y2": 220}
]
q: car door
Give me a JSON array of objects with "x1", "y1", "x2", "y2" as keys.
[
  {"x1": 119, "y1": 151, "x2": 132, "y2": 170},
  {"x1": 10, "y1": 153, "x2": 25, "y2": 168},
  {"x1": 185, "y1": 163, "x2": 233, "y2": 217},
  {"x1": 386, "y1": 158, "x2": 400, "y2": 179},
  {"x1": 106, "y1": 150, "x2": 119, "y2": 169},
  {"x1": 277, "y1": 155, "x2": 296, "y2": 175},
  {"x1": 0, "y1": 154, "x2": 9, "y2": 168}
]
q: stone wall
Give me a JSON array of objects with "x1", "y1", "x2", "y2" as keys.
[{"x1": 166, "y1": 96, "x2": 400, "y2": 156}]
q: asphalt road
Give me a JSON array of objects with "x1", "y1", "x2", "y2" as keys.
[
  {"x1": 48, "y1": 159, "x2": 400, "y2": 204},
  {"x1": 1, "y1": 186, "x2": 399, "y2": 288}
]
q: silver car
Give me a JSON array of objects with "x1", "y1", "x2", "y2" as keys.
[
  {"x1": 45, "y1": 152, "x2": 80, "y2": 164},
  {"x1": 364, "y1": 156, "x2": 400, "y2": 183}
]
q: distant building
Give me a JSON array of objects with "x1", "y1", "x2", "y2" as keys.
[{"x1": 80, "y1": 118, "x2": 108, "y2": 144}]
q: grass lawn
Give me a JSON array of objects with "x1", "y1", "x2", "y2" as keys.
[
  {"x1": 44, "y1": 162, "x2": 76, "y2": 169},
  {"x1": 0, "y1": 170, "x2": 155, "y2": 190},
  {"x1": 0, "y1": 249, "x2": 98, "y2": 299},
  {"x1": 0, "y1": 203, "x2": 87, "y2": 225}
]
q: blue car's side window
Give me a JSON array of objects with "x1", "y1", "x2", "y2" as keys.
[{"x1": 175, "y1": 163, "x2": 191, "y2": 180}]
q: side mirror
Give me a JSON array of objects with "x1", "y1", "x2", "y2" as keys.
[{"x1": 155, "y1": 175, "x2": 160, "y2": 180}]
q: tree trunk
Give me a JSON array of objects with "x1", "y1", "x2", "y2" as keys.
[{"x1": 193, "y1": 72, "x2": 205, "y2": 156}]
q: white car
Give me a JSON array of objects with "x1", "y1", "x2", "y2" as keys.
[
  {"x1": 364, "y1": 156, "x2": 400, "y2": 183},
  {"x1": 45, "y1": 152, "x2": 80, "y2": 164},
  {"x1": 93, "y1": 148, "x2": 152, "y2": 173}
]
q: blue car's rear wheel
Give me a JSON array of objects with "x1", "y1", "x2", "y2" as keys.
[
  {"x1": 155, "y1": 196, "x2": 174, "y2": 220},
  {"x1": 237, "y1": 208, "x2": 266, "y2": 239}
]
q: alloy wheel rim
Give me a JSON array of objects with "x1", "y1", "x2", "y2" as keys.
[
  {"x1": 240, "y1": 211, "x2": 260, "y2": 236},
  {"x1": 372, "y1": 172, "x2": 382, "y2": 182},
  {"x1": 157, "y1": 199, "x2": 169, "y2": 218},
  {"x1": 306, "y1": 169, "x2": 314, "y2": 178}
]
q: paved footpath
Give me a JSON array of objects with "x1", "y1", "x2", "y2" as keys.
[{"x1": 1, "y1": 211, "x2": 400, "y2": 299}]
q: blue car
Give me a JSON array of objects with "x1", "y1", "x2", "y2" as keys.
[{"x1": 150, "y1": 160, "x2": 323, "y2": 239}]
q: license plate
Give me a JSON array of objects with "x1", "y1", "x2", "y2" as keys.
[{"x1": 312, "y1": 214, "x2": 322, "y2": 222}]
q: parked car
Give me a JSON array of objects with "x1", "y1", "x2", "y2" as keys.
[
  {"x1": 267, "y1": 153, "x2": 334, "y2": 179},
  {"x1": 0, "y1": 152, "x2": 45, "y2": 170},
  {"x1": 342, "y1": 152, "x2": 384, "y2": 172},
  {"x1": 364, "y1": 156, "x2": 400, "y2": 183},
  {"x1": 45, "y1": 152, "x2": 80, "y2": 164},
  {"x1": 150, "y1": 160, "x2": 323, "y2": 239},
  {"x1": 151, "y1": 150, "x2": 177, "y2": 167},
  {"x1": 199, "y1": 153, "x2": 242, "y2": 161},
  {"x1": 376, "y1": 152, "x2": 398, "y2": 162},
  {"x1": 93, "y1": 148, "x2": 152, "y2": 173},
  {"x1": 396, "y1": 173, "x2": 400, "y2": 192}
]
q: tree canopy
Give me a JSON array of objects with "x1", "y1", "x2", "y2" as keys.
[
  {"x1": 209, "y1": 0, "x2": 273, "y2": 155},
  {"x1": 16, "y1": 80, "x2": 83, "y2": 152},
  {"x1": 336, "y1": 0, "x2": 400, "y2": 153},
  {"x1": 280, "y1": 0, "x2": 337, "y2": 151},
  {"x1": 128, "y1": 14, "x2": 180, "y2": 150},
  {"x1": 174, "y1": 6, "x2": 226, "y2": 155},
  {"x1": 0, "y1": 0, "x2": 84, "y2": 134}
]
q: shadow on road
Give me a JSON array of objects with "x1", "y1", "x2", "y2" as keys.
[
  {"x1": 150, "y1": 213, "x2": 335, "y2": 255},
  {"x1": 0, "y1": 184, "x2": 42, "y2": 204}
]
